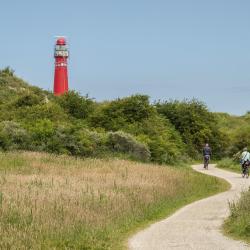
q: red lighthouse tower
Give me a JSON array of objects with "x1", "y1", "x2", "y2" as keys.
[{"x1": 54, "y1": 37, "x2": 69, "y2": 95}]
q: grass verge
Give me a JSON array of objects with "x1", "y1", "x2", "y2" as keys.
[
  {"x1": 223, "y1": 188, "x2": 250, "y2": 244},
  {"x1": 217, "y1": 158, "x2": 241, "y2": 173},
  {"x1": 0, "y1": 151, "x2": 230, "y2": 249}
]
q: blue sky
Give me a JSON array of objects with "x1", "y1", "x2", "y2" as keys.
[{"x1": 0, "y1": 0, "x2": 250, "y2": 115}]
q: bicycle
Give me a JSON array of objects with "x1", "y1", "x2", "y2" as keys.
[
  {"x1": 242, "y1": 161, "x2": 249, "y2": 178},
  {"x1": 204, "y1": 155, "x2": 210, "y2": 170}
]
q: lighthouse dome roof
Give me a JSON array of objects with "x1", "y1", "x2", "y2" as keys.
[{"x1": 56, "y1": 38, "x2": 66, "y2": 45}]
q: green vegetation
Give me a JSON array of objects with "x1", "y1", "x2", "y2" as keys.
[
  {"x1": 0, "y1": 66, "x2": 249, "y2": 248},
  {"x1": 215, "y1": 112, "x2": 250, "y2": 156},
  {"x1": 156, "y1": 100, "x2": 227, "y2": 158},
  {"x1": 223, "y1": 188, "x2": 250, "y2": 244},
  {"x1": 0, "y1": 67, "x2": 230, "y2": 164},
  {"x1": 0, "y1": 151, "x2": 229, "y2": 249},
  {"x1": 217, "y1": 158, "x2": 241, "y2": 173}
]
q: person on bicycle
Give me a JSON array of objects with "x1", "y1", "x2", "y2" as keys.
[
  {"x1": 240, "y1": 147, "x2": 250, "y2": 177},
  {"x1": 203, "y1": 143, "x2": 211, "y2": 168}
]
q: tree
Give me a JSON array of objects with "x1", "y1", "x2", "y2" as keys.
[{"x1": 156, "y1": 99, "x2": 227, "y2": 158}]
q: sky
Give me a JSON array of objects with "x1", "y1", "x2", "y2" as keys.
[{"x1": 0, "y1": 0, "x2": 250, "y2": 115}]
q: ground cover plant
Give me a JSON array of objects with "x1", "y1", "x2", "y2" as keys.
[{"x1": 0, "y1": 151, "x2": 229, "y2": 249}]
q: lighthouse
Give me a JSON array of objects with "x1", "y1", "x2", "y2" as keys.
[{"x1": 54, "y1": 37, "x2": 69, "y2": 95}]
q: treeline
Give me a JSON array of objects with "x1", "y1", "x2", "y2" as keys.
[{"x1": 0, "y1": 67, "x2": 242, "y2": 164}]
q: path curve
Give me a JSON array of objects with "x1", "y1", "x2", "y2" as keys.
[{"x1": 128, "y1": 164, "x2": 250, "y2": 250}]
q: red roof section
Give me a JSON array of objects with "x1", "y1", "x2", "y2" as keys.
[{"x1": 56, "y1": 38, "x2": 66, "y2": 45}]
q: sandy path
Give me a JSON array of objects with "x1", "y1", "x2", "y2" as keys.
[{"x1": 128, "y1": 164, "x2": 250, "y2": 250}]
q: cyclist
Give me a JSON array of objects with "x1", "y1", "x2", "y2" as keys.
[
  {"x1": 240, "y1": 147, "x2": 250, "y2": 178},
  {"x1": 203, "y1": 143, "x2": 211, "y2": 169}
]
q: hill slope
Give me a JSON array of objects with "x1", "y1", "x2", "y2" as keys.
[{"x1": 0, "y1": 66, "x2": 246, "y2": 163}]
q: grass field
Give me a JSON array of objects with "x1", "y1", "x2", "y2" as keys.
[
  {"x1": 0, "y1": 152, "x2": 229, "y2": 249},
  {"x1": 223, "y1": 188, "x2": 250, "y2": 244}
]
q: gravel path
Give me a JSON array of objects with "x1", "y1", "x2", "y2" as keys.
[{"x1": 128, "y1": 164, "x2": 250, "y2": 250}]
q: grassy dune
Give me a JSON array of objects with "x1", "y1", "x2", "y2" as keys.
[{"x1": 0, "y1": 152, "x2": 229, "y2": 249}]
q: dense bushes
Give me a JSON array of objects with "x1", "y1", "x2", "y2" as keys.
[
  {"x1": 215, "y1": 113, "x2": 250, "y2": 156},
  {"x1": 229, "y1": 126, "x2": 250, "y2": 154},
  {"x1": 107, "y1": 131, "x2": 150, "y2": 161},
  {"x1": 0, "y1": 119, "x2": 150, "y2": 161},
  {"x1": 15, "y1": 93, "x2": 44, "y2": 107},
  {"x1": 156, "y1": 99, "x2": 228, "y2": 159},
  {"x1": 0, "y1": 121, "x2": 30, "y2": 150},
  {"x1": 0, "y1": 67, "x2": 240, "y2": 163},
  {"x1": 89, "y1": 95, "x2": 187, "y2": 163},
  {"x1": 89, "y1": 95, "x2": 154, "y2": 130},
  {"x1": 55, "y1": 91, "x2": 95, "y2": 119}
]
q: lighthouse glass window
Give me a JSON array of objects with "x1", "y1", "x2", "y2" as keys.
[
  {"x1": 54, "y1": 45, "x2": 69, "y2": 57},
  {"x1": 54, "y1": 51, "x2": 69, "y2": 57},
  {"x1": 55, "y1": 45, "x2": 67, "y2": 51}
]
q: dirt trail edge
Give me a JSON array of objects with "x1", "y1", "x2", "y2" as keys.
[{"x1": 128, "y1": 164, "x2": 250, "y2": 250}]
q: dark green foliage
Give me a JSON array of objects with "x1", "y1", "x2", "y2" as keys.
[
  {"x1": 90, "y1": 95, "x2": 154, "y2": 130},
  {"x1": 215, "y1": 113, "x2": 250, "y2": 156},
  {"x1": 107, "y1": 131, "x2": 150, "y2": 161},
  {"x1": 124, "y1": 116, "x2": 187, "y2": 164},
  {"x1": 90, "y1": 95, "x2": 187, "y2": 163},
  {"x1": 17, "y1": 103, "x2": 68, "y2": 123},
  {"x1": 156, "y1": 99, "x2": 228, "y2": 158},
  {"x1": 0, "y1": 121, "x2": 30, "y2": 150},
  {"x1": 47, "y1": 126, "x2": 108, "y2": 157},
  {"x1": 230, "y1": 126, "x2": 250, "y2": 154},
  {"x1": 15, "y1": 93, "x2": 43, "y2": 107},
  {"x1": 56, "y1": 91, "x2": 95, "y2": 119},
  {"x1": 0, "y1": 67, "x2": 236, "y2": 163},
  {"x1": 27, "y1": 119, "x2": 55, "y2": 150}
]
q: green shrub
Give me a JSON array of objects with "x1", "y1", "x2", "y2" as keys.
[
  {"x1": 90, "y1": 95, "x2": 154, "y2": 130},
  {"x1": 0, "y1": 66, "x2": 238, "y2": 163},
  {"x1": 15, "y1": 93, "x2": 43, "y2": 107},
  {"x1": 48, "y1": 127, "x2": 94, "y2": 156},
  {"x1": 90, "y1": 96, "x2": 187, "y2": 164},
  {"x1": 0, "y1": 121, "x2": 30, "y2": 150},
  {"x1": 229, "y1": 126, "x2": 250, "y2": 154},
  {"x1": 27, "y1": 119, "x2": 55, "y2": 151},
  {"x1": 0, "y1": 130, "x2": 11, "y2": 150},
  {"x1": 56, "y1": 91, "x2": 95, "y2": 119},
  {"x1": 124, "y1": 116, "x2": 187, "y2": 164},
  {"x1": 16, "y1": 103, "x2": 68, "y2": 124},
  {"x1": 107, "y1": 131, "x2": 150, "y2": 161},
  {"x1": 156, "y1": 99, "x2": 228, "y2": 159}
]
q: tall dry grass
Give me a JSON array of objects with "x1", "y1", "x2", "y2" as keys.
[{"x1": 0, "y1": 151, "x2": 228, "y2": 249}]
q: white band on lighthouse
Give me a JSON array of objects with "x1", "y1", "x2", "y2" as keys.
[{"x1": 55, "y1": 62, "x2": 67, "y2": 67}]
